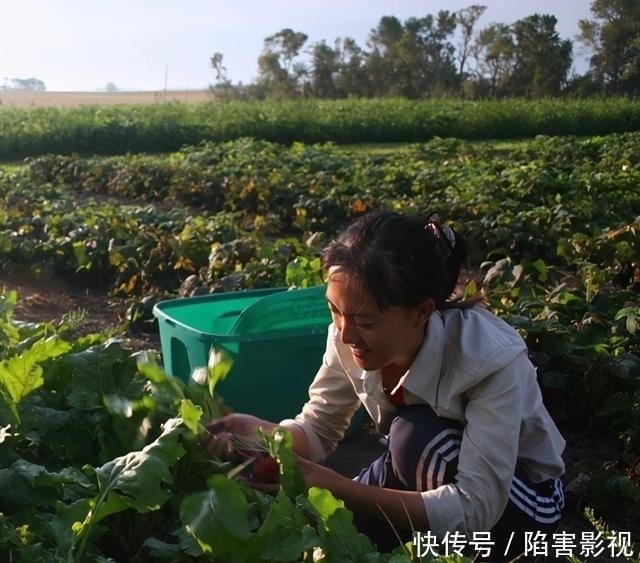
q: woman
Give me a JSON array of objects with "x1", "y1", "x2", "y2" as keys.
[{"x1": 201, "y1": 210, "x2": 566, "y2": 561}]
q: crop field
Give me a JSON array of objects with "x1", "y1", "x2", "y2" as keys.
[
  {"x1": 0, "y1": 88, "x2": 214, "y2": 108},
  {"x1": 0, "y1": 97, "x2": 638, "y2": 562}
]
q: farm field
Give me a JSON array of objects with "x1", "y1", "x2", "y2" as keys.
[
  {"x1": 0, "y1": 98, "x2": 638, "y2": 562},
  {"x1": 0, "y1": 89, "x2": 214, "y2": 108}
]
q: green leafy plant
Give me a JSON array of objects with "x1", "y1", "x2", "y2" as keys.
[{"x1": 2, "y1": 112, "x2": 640, "y2": 560}]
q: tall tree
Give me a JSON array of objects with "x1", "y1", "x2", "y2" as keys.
[
  {"x1": 577, "y1": 0, "x2": 640, "y2": 94},
  {"x1": 365, "y1": 12, "x2": 458, "y2": 98},
  {"x1": 509, "y1": 14, "x2": 573, "y2": 97},
  {"x1": 264, "y1": 29, "x2": 308, "y2": 74},
  {"x1": 308, "y1": 40, "x2": 341, "y2": 98},
  {"x1": 256, "y1": 28, "x2": 308, "y2": 99},
  {"x1": 408, "y1": 12, "x2": 459, "y2": 96},
  {"x1": 366, "y1": 16, "x2": 405, "y2": 96},
  {"x1": 456, "y1": 4, "x2": 487, "y2": 79},
  {"x1": 335, "y1": 37, "x2": 370, "y2": 97},
  {"x1": 474, "y1": 23, "x2": 516, "y2": 96},
  {"x1": 209, "y1": 52, "x2": 237, "y2": 100},
  {"x1": 210, "y1": 52, "x2": 228, "y2": 84}
]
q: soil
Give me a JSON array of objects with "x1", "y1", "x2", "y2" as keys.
[
  {"x1": 0, "y1": 263, "x2": 160, "y2": 350},
  {"x1": 0, "y1": 264, "x2": 628, "y2": 562}
]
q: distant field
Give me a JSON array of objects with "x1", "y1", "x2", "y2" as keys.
[{"x1": 0, "y1": 89, "x2": 214, "y2": 108}]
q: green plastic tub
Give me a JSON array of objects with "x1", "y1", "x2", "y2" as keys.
[{"x1": 153, "y1": 286, "x2": 334, "y2": 422}]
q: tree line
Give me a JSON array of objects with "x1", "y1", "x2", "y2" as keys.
[
  {"x1": 210, "y1": 0, "x2": 640, "y2": 101},
  {"x1": 0, "y1": 77, "x2": 46, "y2": 91}
]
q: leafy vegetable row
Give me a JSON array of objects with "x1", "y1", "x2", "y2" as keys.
[
  {"x1": 1, "y1": 97, "x2": 640, "y2": 161},
  {"x1": 0, "y1": 130, "x2": 639, "y2": 545}
]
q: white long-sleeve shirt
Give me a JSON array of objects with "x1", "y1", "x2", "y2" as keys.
[{"x1": 280, "y1": 305, "x2": 566, "y2": 539}]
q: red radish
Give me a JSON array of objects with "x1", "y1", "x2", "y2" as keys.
[
  {"x1": 236, "y1": 448, "x2": 257, "y2": 461},
  {"x1": 250, "y1": 454, "x2": 280, "y2": 483}
]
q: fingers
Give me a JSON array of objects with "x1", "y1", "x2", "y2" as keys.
[
  {"x1": 198, "y1": 413, "x2": 277, "y2": 462},
  {"x1": 198, "y1": 416, "x2": 233, "y2": 458},
  {"x1": 199, "y1": 428, "x2": 236, "y2": 460},
  {"x1": 203, "y1": 419, "x2": 227, "y2": 436},
  {"x1": 202, "y1": 413, "x2": 250, "y2": 436}
]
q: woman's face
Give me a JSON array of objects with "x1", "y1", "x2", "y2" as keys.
[{"x1": 325, "y1": 268, "x2": 432, "y2": 372}]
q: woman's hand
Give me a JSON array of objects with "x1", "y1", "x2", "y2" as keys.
[{"x1": 198, "y1": 412, "x2": 277, "y2": 461}]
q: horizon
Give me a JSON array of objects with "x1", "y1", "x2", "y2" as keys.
[{"x1": 2, "y1": 0, "x2": 593, "y2": 93}]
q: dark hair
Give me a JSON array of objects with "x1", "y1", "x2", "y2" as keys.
[{"x1": 321, "y1": 210, "x2": 469, "y2": 310}]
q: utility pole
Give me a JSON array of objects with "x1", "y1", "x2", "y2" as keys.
[{"x1": 164, "y1": 64, "x2": 168, "y2": 99}]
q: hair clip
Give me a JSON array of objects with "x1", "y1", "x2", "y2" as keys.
[{"x1": 425, "y1": 212, "x2": 455, "y2": 258}]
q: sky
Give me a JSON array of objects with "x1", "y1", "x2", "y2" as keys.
[{"x1": 1, "y1": 0, "x2": 595, "y2": 92}]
